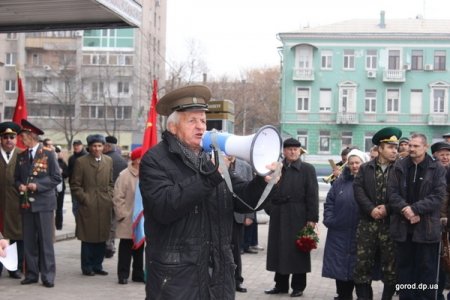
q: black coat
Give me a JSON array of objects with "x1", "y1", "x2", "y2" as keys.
[
  {"x1": 265, "y1": 158, "x2": 319, "y2": 274},
  {"x1": 388, "y1": 154, "x2": 447, "y2": 243},
  {"x1": 139, "y1": 131, "x2": 268, "y2": 300},
  {"x1": 105, "y1": 149, "x2": 127, "y2": 183}
]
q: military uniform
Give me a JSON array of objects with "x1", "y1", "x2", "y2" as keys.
[{"x1": 353, "y1": 127, "x2": 401, "y2": 300}]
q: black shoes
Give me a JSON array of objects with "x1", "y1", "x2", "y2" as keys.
[
  {"x1": 264, "y1": 287, "x2": 288, "y2": 294},
  {"x1": 82, "y1": 270, "x2": 95, "y2": 276},
  {"x1": 43, "y1": 281, "x2": 54, "y2": 288},
  {"x1": 94, "y1": 269, "x2": 108, "y2": 275},
  {"x1": 118, "y1": 278, "x2": 128, "y2": 284},
  {"x1": 9, "y1": 271, "x2": 21, "y2": 279},
  {"x1": 132, "y1": 277, "x2": 145, "y2": 283},
  {"x1": 236, "y1": 283, "x2": 247, "y2": 293},
  {"x1": 21, "y1": 278, "x2": 38, "y2": 285},
  {"x1": 243, "y1": 248, "x2": 258, "y2": 254},
  {"x1": 291, "y1": 289, "x2": 303, "y2": 297}
]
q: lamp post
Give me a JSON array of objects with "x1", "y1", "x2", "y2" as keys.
[{"x1": 241, "y1": 79, "x2": 247, "y2": 135}]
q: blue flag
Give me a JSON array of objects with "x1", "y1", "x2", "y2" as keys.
[{"x1": 132, "y1": 180, "x2": 145, "y2": 249}]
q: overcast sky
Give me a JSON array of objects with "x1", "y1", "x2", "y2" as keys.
[{"x1": 166, "y1": 0, "x2": 450, "y2": 79}]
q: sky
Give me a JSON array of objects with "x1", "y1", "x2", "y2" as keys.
[{"x1": 166, "y1": 0, "x2": 450, "y2": 79}]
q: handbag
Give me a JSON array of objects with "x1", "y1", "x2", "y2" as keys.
[{"x1": 441, "y1": 232, "x2": 450, "y2": 272}]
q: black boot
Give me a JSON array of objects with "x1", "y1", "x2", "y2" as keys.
[
  {"x1": 355, "y1": 283, "x2": 373, "y2": 300},
  {"x1": 381, "y1": 284, "x2": 396, "y2": 300}
]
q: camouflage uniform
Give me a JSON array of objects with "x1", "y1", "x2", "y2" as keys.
[{"x1": 353, "y1": 163, "x2": 396, "y2": 285}]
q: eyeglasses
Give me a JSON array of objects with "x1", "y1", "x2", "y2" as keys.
[{"x1": 1, "y1": 135, "x2": 16, "y2": 140}]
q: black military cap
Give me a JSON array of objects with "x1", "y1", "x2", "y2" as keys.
[
  {"x1": 283, "y1": 138, "x2": 301, "y2": 148},
  {"x1": 20, "y1": 119, "x2": 44, "y2": 135},
  {"x1": 372, "y1": 127, "x2": 402, "y2": 146},
  {"x1": 86, "y1": 134, "x2": 106, "y2": 146},
  {"x1": 443, "y1": 133, "x2": 450, "y2": 139},
  {"x1": 105, "y1": 135, "x2": 118, "y2": 144},
  {"x1": 431, "y1": 141, "x2": 450, "y2": 154},
  {"x1": 156, "y1": 85, "x2": 211, "y2": 116},
  {"x1": 398, "y1": 137, "x2": 410, "y2": 144},
  {"x1": 72, "y1": 139, "x2": 83, "y2": 145},
  {"x1": 0, "y1": 121, "x2": 21, "y2": 136}
]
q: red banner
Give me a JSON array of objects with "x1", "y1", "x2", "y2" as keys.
[{"x1": 12, "y1": 75, "x2": 28, "y2": 149}]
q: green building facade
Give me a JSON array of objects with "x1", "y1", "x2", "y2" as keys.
[{"x1": 278, "y1": 13, "x2": 450, "y2": 155}]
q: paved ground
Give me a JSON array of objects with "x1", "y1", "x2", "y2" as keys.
[{"x1": 0, "y1": 192, "x2": 389, "y2": 300}]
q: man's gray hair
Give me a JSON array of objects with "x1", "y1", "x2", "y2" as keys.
[
  {"x1": 166, "y1": 111, "x2": 180, "y2": 127},
  {"x1": 411, "y1": 133, "x2": 427, "y2": 144}
]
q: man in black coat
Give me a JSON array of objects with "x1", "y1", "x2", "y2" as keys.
[
  {"x1": 68, "y1": 140, "x2": 87, "y2": 217},
  {"x1": 264, "y1": 138, "x2": 319, "y2": 298},
  {"x1": 139, "y1": 85, "x2": 279, "y2": 300},
  {"x1": 389, "y1": 133, "x2": 447, "y2": 300},
  {"x1": 103, "y1": 135, "x2": 127, "y2": 258}
]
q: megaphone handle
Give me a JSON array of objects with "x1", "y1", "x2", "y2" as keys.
[{"x1": 199, "y1": 146, "x2": 219, "y2": 176}]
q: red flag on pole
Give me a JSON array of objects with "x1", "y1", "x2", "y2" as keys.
[
  {"x1": 12, "y1": 73, "x2": 28, "y2": 149},
  {"x1": 141, "y1": 79, "x2": 158, "y2": 154},
  {"x1": 132, "y1": 80, "x2": 159, "y2": 249}
]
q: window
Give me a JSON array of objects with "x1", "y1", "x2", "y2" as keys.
[
  {"x1": 31, "y1": 53, "x2": 42, "y2": 66},
  {"x1": 296, "y1": 88, "x2": 309, "y2": 111},
  {"x1": 31, "y1": 80, "x2": 44, "y2": 93},
  {"x1": 432, "y1": 89, "x2": 446, "y2": 113},
  {"x1": 319, "y1": 131, "x2": 330, "y2": 153},
  {"x1": 386, "y1": 89, "x2": 400, "y2": 113},
  {"x1": 341, "y1": 131, "x2": 353, "y2": 149},
  {"x1": 321, "y1": 50, "x2": 332, "y2": 70},
  {"x1": 364, "y1": 132, "x2": 376, "y2": 151},
  {"x1": 434, "y1": 50, "x2": 446, "y2": 71},
  {"x1": 343, "y1": 50, "x2": 355, "y2": 69},
  {"x1": 411, "y1": 50, "x2": 423, "y2": 70},
  {"x1": 410, "y1": 90, "x2": 423, "y2": 114},
  {"x1": 83, "y1": 28, "x2": 134, "y2": 49},
  {"x1": 319, "y1": 89, "x2": 332, "y2": 111},
  {"x1": 81, "y1": 105, "x2": 131, "y2": 119},
  {"x1": 5, "y1": 53, "x2": 16, "y2": 66},
  {"x1": 5, "y1": 79, "x2": 16, "y2": 93},
  {"x1": 118, "y1": 54, "x2": 133, "y2": 65},
  {"x1": 388, "y1": 50, "x2": 400, "y2": 70},
  {"x1": 6, "y1": 33, "x2": 17, "y2": 40},
  {"x1": 117, "y1": 82, "x2": 130, "y2": 94},
  {"x1": 366, "y1": 50, "x2": 377, "y2": 70},
  {"x1": 92, "y1": 82, "x2": 104, "y2": 99},
  {"x1": 364, "y1": 89, "x2": 377, "y2": 113},
  {"x1": 4, "y1": 107, "x2": 15, "y2": 119},
  {"x1": 297, "y1": 130, "x2": 308, "y2": 150}
]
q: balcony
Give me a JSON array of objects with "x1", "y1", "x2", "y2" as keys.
[
  {"x1": 293, "y1": 68, "x2": 314, "y2": 81},
  {"x1": 25, "y1": 37, "x2": 79, "y2": 51},
  {"x1": 428, "y1": 114, "x2": 450, "y2": 125},
  {"x1": 336, "y1": 112, "x2": 358, "y2": 124},
  {"x1": 383, "y1": 69, "x2": 405, "y2": 82}
]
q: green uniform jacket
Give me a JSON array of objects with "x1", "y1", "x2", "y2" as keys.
[
  {"x1": 0, "y1": 148, "x2": 22, "y2": 239},
  {"x1": 71, "y1": 154, "x2": 114, "y2": 243}
]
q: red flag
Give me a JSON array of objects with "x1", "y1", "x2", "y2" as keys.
[
  {"x1": 141, "y1": 79, "x2": 158, "y2": 154},
  {"x1": 12, "y1": 74, "x2": 28, "y2": 149}
]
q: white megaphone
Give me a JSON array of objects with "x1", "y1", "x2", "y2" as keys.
[{"x1": 201, "y1": 125, "x2": 282, "y2": 176}]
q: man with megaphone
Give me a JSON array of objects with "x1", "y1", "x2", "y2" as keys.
[{"x1": 139, "y1": 85, "x2": 281, "y2": 300}]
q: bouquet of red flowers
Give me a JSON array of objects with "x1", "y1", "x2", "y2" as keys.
[{"x1": 295, "y1": 224, "x2": 319, "y2": 252}]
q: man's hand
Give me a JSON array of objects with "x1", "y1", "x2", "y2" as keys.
[
  {"x1": 401, "y1": 206, "x2": 415, "y2": 220},
  {"x1": 27, "y1": 183, "x2": 37, "y2": 192},
  {"x1": 0, "y1": 239, "x2": 9, "y2": 258},
  {"x1": 264, "y1": 162, "x2": 282, "y2": 184},
  {"x1": 18, "y1": 184, "x2": 28, "y2": 193},
  {"x1": 370, "y1": 206, "x2": 384, "y2": 219},
  {"x1": 410, "y1": 215, "x2": 421, "y2": 224},
  {"x1": 243, "y1": 218, "x2": 253, "y2": 226}
]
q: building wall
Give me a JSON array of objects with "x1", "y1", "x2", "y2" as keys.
[{"x1": 279, "y1": 30, "x2": 450, "y2": 155}]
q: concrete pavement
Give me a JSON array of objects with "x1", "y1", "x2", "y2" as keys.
[{"x1": 0, "y1": 193, "x2": 388, "y2": 300}]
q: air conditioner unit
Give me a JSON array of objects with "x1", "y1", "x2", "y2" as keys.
[
  {"x1": 425, "y1": 64, "x2": 434, "y2": 71},
  {"x1": 403, "y1": 64, "x2": 411, "y2": 70},
  {"x1": 367, "y1": 70, "x2": 376, "y2": 78},
  {"x1": 43, "y1": 64, "x2": 51, "y2": 71}
]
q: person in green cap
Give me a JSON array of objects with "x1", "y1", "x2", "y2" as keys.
[
  {"x1": 389, "y1": 133, "x2": 447, "y2": 299},
  {"x1": 353, "y1": 127, "x2": 401, "y2": 300}
]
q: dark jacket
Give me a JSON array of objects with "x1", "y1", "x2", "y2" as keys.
[
  {"x1": 388, "y1": 154, "x2": 447, "y2": 243},
  {"x1": 105, "y1": 149, "x2": 127, "y2": 183},
  {"x1": 68, "y1": 148, "x2": 87, "y2": 183},
  {"x1": 15, "y1": 145, "x2": 61, "y2": 212},
  {"x1": 139, "y1": 131, "x2": 268, "y2": 300},
  {"x1": 353, "y1": 158, "x2": 395, "y2": 220},
  {"x1": 57, "y1": 158, "x2": 69, "y2": 191},
  {"x1": 322, "y1": 167, "x2": 358, "y2": 281},
  {"x1": 264, "y1": 158, "x2": 319, "y2": 274}
]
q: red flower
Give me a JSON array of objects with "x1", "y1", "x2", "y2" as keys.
[{"x1": 295, "y1": 224, "x2": 319, "y2": 252}]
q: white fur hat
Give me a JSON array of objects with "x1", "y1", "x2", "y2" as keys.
[{"x1": 347, "y1": 149, "x2": 369, "y2": 163}]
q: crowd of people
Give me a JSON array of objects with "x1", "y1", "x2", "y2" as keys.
[{"x1": 0, "y1": 84, "x2": 450, "y2": 300}]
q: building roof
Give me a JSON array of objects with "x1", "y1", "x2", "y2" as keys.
[{"x1": 278, "y1": 18, "x2": 450, "y2": 40}]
